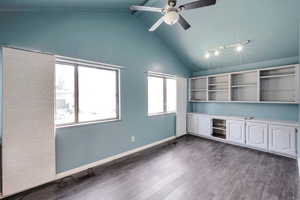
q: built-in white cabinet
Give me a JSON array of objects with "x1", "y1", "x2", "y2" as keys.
[
  {"x1": 187, "y1": 113, "x2": 299, "y2": 158},
  {"x1": 227, "y1": 120, "x2": 245, "y2": 144},
  {"x1": 246, "y1": 122, "x2": 268, "y2": 150},
  {"x1": 176, "y1": 77, "x2": 187, "y2": 137},
  {"x1": 0, "y1": 47, "x2": 56, "y2": 197},
  {"x1": 187, "y1": 113, "x2": 211, "y2": 136},
  {"x1": 187, "y1": 113, "x2": 198, "y2": 134},
  {"x1": 197, "y1": 115, "x2": 211, "y2": 136},
  {"x1": 269, "y1": 124, "x2": 297, "y2": 156},
  {"x1": 189, "y1": 64, "x2": 300, "y2": 104}
]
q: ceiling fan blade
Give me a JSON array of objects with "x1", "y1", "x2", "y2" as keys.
[
  {"x1": 149, "y1": 17, "x2": 165, "y2": 32},
  {"x1": 179, "y1": 0, "x2": 216, "y2": 11},
  {"x1": 178, "y1": 15, "x2": 191, "y2": 30},
  {"x1": 130, "y1": 5, "x2": 163, "y2": 13}
]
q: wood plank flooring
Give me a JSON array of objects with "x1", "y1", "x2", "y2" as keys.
[{"x1": 7, "y1": 135, "x2": 300, "y2": 200}]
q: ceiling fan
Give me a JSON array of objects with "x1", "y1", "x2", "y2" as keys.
[{"x1": 130, "y1": 0, "x2": 216, "y2": 32}]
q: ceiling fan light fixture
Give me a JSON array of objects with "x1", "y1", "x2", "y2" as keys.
[
  {"x1": 164, "y1": 11, "x2": 179, "y2": 25},
  {"x1": 130, "y1": 0, "x2": 217, "y2": 31}
]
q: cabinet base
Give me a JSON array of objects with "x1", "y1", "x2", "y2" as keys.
[{"x1": 189, "y1": 133, "x2": 296, "y2": 159}]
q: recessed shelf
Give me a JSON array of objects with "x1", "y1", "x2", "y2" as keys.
[
  {"x1": 208, "y1": 83, "x2": 228, "y2": 86},
  {"x1": 212, "y1": 118, "x2": 226, "y2": 139},
  {"x1": 190, "y1": 99, "x2": 206, "y2": 102},
  {"x1": 231, "y1": 84, "x2": 257, "y2": 88},
  {"x1": 191, "y1": 89, "x2": 207, "y2": 92},
  {"x1": 213, "y1": 127, "x2": 226, "y2": 131},
  {"x1": 260, "y1": 66, "x2": 295, "y2": 76},
  {"x1": 208, "y1": 90, "x2": 228, "y2": 92},
  {"x1": 260, "y1": 74, "x2": 295, "y2": 79}
]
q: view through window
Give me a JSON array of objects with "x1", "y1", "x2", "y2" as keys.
[
  {"x1": 148, "y1": 73, "x2": 177, "y2": 115},
  {"x1": 55, "y1": 62, "x2": 119, "y2": 125}
]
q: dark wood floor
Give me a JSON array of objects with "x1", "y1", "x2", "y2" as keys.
[{"x1": 8, "y1": 135, "x2": 300, "y2": 200}]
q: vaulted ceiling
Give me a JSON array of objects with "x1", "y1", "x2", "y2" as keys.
[
  {"x1": 139, "y1": 0, "x2": 300, "y2": 71},
  {"x1": 0, "y1": 0, "x2": 143, "y2": 10},
  {"x1": 0, "y1": 0, "x2": 299, "y2": 72}
]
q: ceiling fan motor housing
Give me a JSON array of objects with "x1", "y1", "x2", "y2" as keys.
[{"x1": 168, "y1": 0, "x2": 177, "y2": 7}]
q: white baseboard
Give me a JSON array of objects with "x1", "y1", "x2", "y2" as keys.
[
  {"x1": 56, "y1": 136, "x2": 176, "y2": 180},
  {"x1": 298, "y1": 159, "x2": 300, "y2": 175},
  {"x1": 189, "y1": 133, "x2": 297, "y2": 159},
  {"x1": 176, "y1": 132, "x2": 187, "y2": 137},
  {"x1": 0, "y1": 136, "x2": 176, "y2": 199}
]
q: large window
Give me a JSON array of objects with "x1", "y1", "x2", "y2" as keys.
[
  {"x1": 55, "y1": 61, "x2": 120, "y2": 126},
  {"x1": 148, "y1": 73, "x2": 177, "y2": 115}
]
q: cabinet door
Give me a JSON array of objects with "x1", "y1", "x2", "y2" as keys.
[
  {"x1": 227, "y1": 120, "x2": 245, "y2": 144},
  {"x1": 187, "y1": 114, "x2": 197, "y2": 133},
  {"x1": 197, "y1": 115, "x2": 211, "y2": 136},
  {"x1": 246, "y1": 122, "x2": 268, "y2": 150},
  {"x1": 176, "y1": 78, "x2": 187, "y2": 137},
  {"x1": 269, "y1": 125, "x2": 296, "y2": 156},
  {"x1": 2, "y1": 47, "x2": 55, "y2": 196}
]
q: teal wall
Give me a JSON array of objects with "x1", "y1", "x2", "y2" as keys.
[
  {"x1": 192, "y1": 57, "x2": 299, "y2": 121},
  {"x1": 0, "y1": 49, "x2": 2, "y2": 141},
  {"x1": 192, "y1": 103, "x2": 298, "y2": 121},
  {"x1": 0, "y1": 11, "x2": 190, "y2": 173},
  {"x1": 298, "y1": 22, "x2": 300, "y2": 158}
]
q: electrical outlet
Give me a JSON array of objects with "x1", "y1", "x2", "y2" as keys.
[{"x1": 131, "y1": 136, "x2": 135, "y2": 143}]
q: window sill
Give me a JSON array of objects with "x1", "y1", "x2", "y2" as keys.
[
  {"x1": 148, "y1": 112, "x2": 176, "y2": 117},
  {"x1": 56, "y1": 118, "x2": 121, "y2": 129}
]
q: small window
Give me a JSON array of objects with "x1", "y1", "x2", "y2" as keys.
[
  {"x1": 55, "y1": 61, "x2": 120, "y2": 126},
  {"x1": 148, "y1": 73, "x2": 177, "y2": 115}
]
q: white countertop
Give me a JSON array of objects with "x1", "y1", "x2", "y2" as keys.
[{"x1": 188, "y1": 112, "x2": 300, "y2": 126}]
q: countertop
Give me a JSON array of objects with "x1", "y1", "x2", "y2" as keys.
[{"x1": 188, "y1": 112, "x2": 300, "y2": 126}]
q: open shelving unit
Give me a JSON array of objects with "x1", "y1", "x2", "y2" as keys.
[
  {"x1": 189, "y1": 77, "x2": 207, "y2": 101},
  {"x1": 208, "y1": 74, "x2": 229, "y2": 101},
  {"x1": 188, "y1": 64, "x2": 300, "y2": 104},
  {"x1": 260, "y1": 66, "x2": 296, "y2": 102},
  {"x1": 212, "y1": 119, "x2": 226, "y2": 139},
  {"x1": 231, "y1": 71, "x2": 258, "y2": 102}
]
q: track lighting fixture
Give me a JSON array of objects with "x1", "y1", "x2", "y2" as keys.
[
  {"x1": 214, "y1": 50, "x2": 220, "y2": 56},
  {"x1": 236, "y1": 45, "x2": 243, "y2": 52},
  {"x1": 205, "y1": 52, "x2": 210, "y2": 59},
  {"x1": 204, "y1": 40, "x2": 250, "y2": 59}
]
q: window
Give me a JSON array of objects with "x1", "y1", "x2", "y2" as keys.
[
  {"x1": 55, "y1": 64, "x2": 75, "y2": 124},
  {"x1": 55, "y1": 61, "x2": 120, "y2": 126},
  {"x1": 148, "y1": 73, "x2": 177, "y2": 115}
]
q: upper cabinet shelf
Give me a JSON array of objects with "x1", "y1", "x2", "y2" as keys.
[
  {"x1": 189, "y1": 64, "x2": 300, "y2": 104},
  {"x1": 260, "y1": 74, "x2": 295, "y2": 79}
]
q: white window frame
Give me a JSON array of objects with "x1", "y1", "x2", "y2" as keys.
[
  {"x1": 55, "y1": 59, "x2": 121, "y2": 127},
  {"x1": 147, "y1": 71, "x2": 177, "y2": 116}
]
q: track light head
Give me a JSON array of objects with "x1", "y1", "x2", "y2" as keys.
[
  {"x1": 205, "y1": 52, "x2": 210, "y2": 59},
  {"x1": 236, "y1": 45, "x2": 243, "y2": 52}
]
